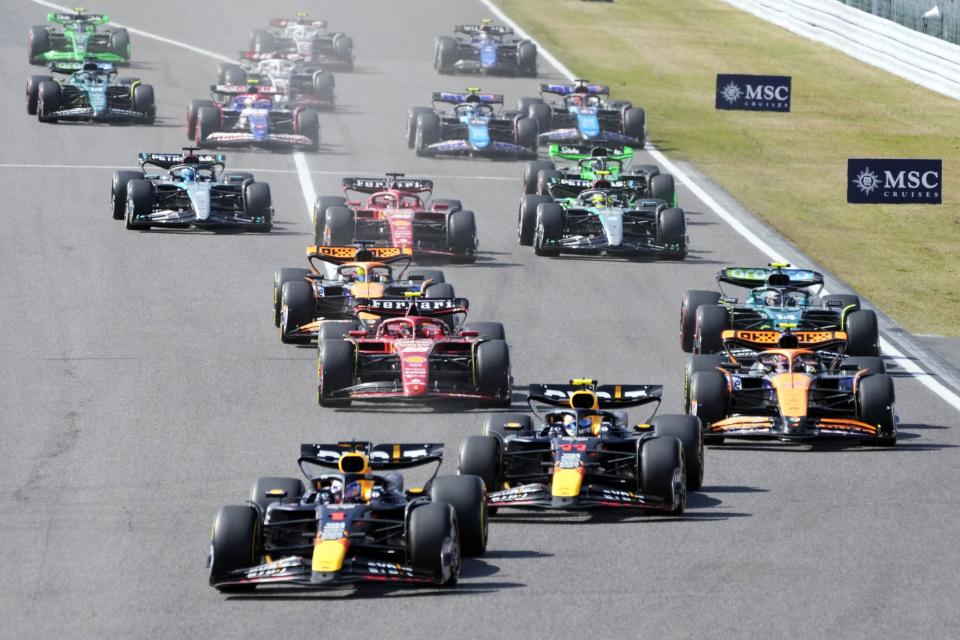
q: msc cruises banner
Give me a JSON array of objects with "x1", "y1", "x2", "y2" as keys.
[
  {"x1": 847, "y1": 159, "x2": 942, "y2": 204},
  {"x1": 716, "y1": 74, "x2": 792, "y2": 112}
]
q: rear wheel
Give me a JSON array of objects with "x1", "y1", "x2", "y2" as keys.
[
  {"x1": 111, "y1": 171, "x2": 142, "y2": 221},
  {"x1": 464, "y1": 322, "x2": 506, "y2": 341},
  {"x1": 483, "y1": 413, "x2": 534, "y2": 440},
  {"x1": 431, "y1": 475, "x2": 487, "y2": 556},
  {"x1": 407, "y1": 107, "x2": 433, "y2": 148},
  {"x1": 623, "y1": 107, "x2": 646, "y2": 143},
  {"x1": 690, "y1": 371, "x2": 727, "y2": 444},
  {"x1": 408, "y1": 503, "x2": 459, "y2": 585},
  {"x1": 447, "y1": 210, "x2": 476, "y2": 263},
  {"x1": 857, "y1": 373, "x2": 896, "y2": 446},
  {"x1": 208, "y1": 505, "x2": 258, "y2": 591},
  {"x1": 296, "y1": 109, "x2": 320, "y2": 151},
  {"x1": 639, "y1": 436, "x2": 685, "y2": 514},
  {"x1": 273, "y1": 268, "x2": 310, "y2": 327},
  {"x1": 694, "y1": 305, "x2": 730, "y2": 354},
  {"x1": 415, "y1": 113, "x2": 441, "y2": 156},
  {"x1": 28, "y1": 26, "x2": 50, "y2": 65},
  {"x1": 523, "y1": 160, "x2": 555, "y2": 195},
  {"x1": 125, "y1": 179, "x2": 154, "y2": 230},
  {"x1": 458, "y1": 435, "x2": 501, "y2": 493},
  {"x1": 323, "y1": 206, "x2": 355, "y2": 246},
  {"x1": 656, "y1": 207, "x2": 686, "y2": 259},
  {"x1": 248, "y1": 477, "x2": 304, "y2": 515},
  {"x1": 109, "y1": 29, "x2": 130, "y2": 62},
  {"x1": 680, "y1": 290, "x2": 721, "y2": 353},
  {"x1": 434, "y1": 36, "x2": 457, "y2": 73},
  {"x1": 280, "y1": 281, "x2": 314, "y2": 344},
  {"x1": 526, "y1": 101, "x2": 552, "y2": 134},
  {"x1": 217, "y1": 63, "x2": 247, "y2": 86},
  {"x1": 649, "y1": 173, "x2": 675, "y2": 205},
  {"x1": 844, "y1": 309, "x2": 880, "y2": 357},
  {"x1": 312, "y1": 70, "x2": 335, "y2": 103},
  {"x1": 37, "y1": 81, "x2": 61, "y2": 122},
  {"x1": 476, "y1": 340, "x2": 511, "y2": 407},
  {"x1": 26, "y1": 75, "x2": 52, "y2": 115},
  {"x1": 187, "y1": 99, "x2": 215, "y2": 140},
  {"x1": 534, "y1": 203, "x2": 564, "y2": 256},
  {"x1": 519, "y1": 194, "x2": 551, "y2": 245},
  {"x1": 651, "y1": 414, "x2": 703, "y2": 491},
  {"x1": 195, "y1": 106, "x2": 220, "y2": 145},
  {"x1": 317, "y1": 339, "x2": 355, "y2": 407}
]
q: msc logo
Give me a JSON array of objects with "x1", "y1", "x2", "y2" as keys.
[
  {"x1": 847, "y1": 159, "x2": 942, "y2": 204},
  {"x1": 716, "y1": 74, "x2": 791, "y2": 112}
]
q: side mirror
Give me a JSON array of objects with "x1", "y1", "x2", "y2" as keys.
[
  {"x1": 839, "y1": 363, "x2": 861, "y2": 371},
  {"x1": 461, "y1": 330, "x2": 480, "y2": 337},
  {"x1": 347, "y1": 330, "x2": 366, "y2": 338}
]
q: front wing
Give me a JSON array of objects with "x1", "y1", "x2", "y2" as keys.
[
  {"x1": 325, "y1": 380, "x2": 503, "y2": 403},
  {"x1": 539, "y1": 128, "x2": 639, "y2": 145},
  {"x1": 488, "y1": 482, "x2": 679, "y2": 511},
  {"x1": 212, "y1": 556, "x2": 440, "y2": 590},
  {"x1": 201, "y1": 131, "x2": 315, "y2": 149},
  {"x1": 708, "y1": 416, "x2": 890, "y2": 441},
  {"x1": 420, "y1": 139, "x2": 536, "y2": 158},
  {"x1": 130, "y1": 207, "x2": 271, "y2": 229}
]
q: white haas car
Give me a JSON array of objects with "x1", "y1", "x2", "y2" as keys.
[
  {"x1": 241, "y1": 14, "x2": 354, "y2": 71},
  {"x1": 214, "y1": 57, "x2": 335, "y2": 111}
]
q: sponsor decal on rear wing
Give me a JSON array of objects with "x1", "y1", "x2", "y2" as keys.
[
  {"x1": 721, "y1": 329, "x2": 848, "y2": 348},
  {"x1": 354, "y1": 297, "x2": 468, "y2": 316},
  {"x1": 717, "y1": 266, "x2": 824, "y2": 288},
  {"x1": 455, "y1": 24, "x2": 514, "y2": 36},
  {"x1": 50, "y1": 61, "x2": 116, "y2": 74},
  {"x1": 549, "y1": 144, "x2": 633, "y2": 161},
  {"x1": 342, "y1": 177, "x2": 434, "y2": 193},
  {"x1": 49, "y1": 12, "x2": 108, "y2": 23},
  {"x1": 210, "y1": 84, "x2": 283, "y2": 95},
  {"x1": 540, "y1": 83, "x2": 609, "y2": 96},
  {"x1": 528, "y1": 383, "x2": 663, "y2": 407},
  {"x1": 431, "y1": 92, "x2": 504, "y2": 105},
  {"x1": 139, "y1": 152, "x2": 225, "y2": 168},
  {"x1": 306, "y1": 245, "x2": 413, "y2": 262},
  {"x1": 299, "y1": 442, "x2": 443, "y2": 469}
]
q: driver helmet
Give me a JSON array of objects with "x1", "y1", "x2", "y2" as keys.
[
  {"x1": 590, "y1": 192, "x2": 608, "y2": 207},
  {"x1": 243, "y1": 96, "x2": 255, "y2": 109},
  {"x1": 342, "y1": 481, "x2": 363, "y2": 503},
  {"x1": 180, "y1": 167, "x2": 197, "y2": 183},
  {"x1": 762, "y1": 290, "x2": 782, "y2": 307},
  {"x1": 354, "y1": 266, "x2": 367, "y2": 283},
  {"x1": 772, "y1": 356, "x2": 790, "y2": 373},
  {"x1": 571, "y1": 94, "x2": 584, "y2": 107}
]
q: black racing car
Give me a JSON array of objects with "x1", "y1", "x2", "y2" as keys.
[
  {"x1": 110, "y1": 148, "x2": 272, "y2": 231},
  {"x1": 458, "y1": 379, "x2": 703, "y2": 514},
  {"x1": 434, "y1": 20, "x2": 536, "y2": 77},
  {"x1": 208, "y1": 441, "x2": 487, "y2": 591}
]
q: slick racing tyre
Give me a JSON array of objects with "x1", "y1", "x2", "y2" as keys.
[
  {"x1": 517, "y1": 40, "x2": 538, "y2": 77},
  {"x1": 515, "y1": 117, "x2": 538, "y2": 154},
  {"x1": 684, "y1": 353, "x2": 725, "y2": 412},
  {"x1": 26, "y1": 75, "x2": 52, "y2": 115},
  {"x1": 312, "y1": 196, "x2": 347, "y2": 239},
  {"x1": 124, "y1": 179, "x2": 154, "y2": 230},
  {"x1": 243, "y1": 181, "x2": 272, "y2": 232},
  {"x1": 208, "y1": 505, "x2": 258, "y2": 592},
  {"x1": 857, "y1": 373, "x2": 897, "y2": 446},
  {"x1": 317, "y1": 339, "x2": 355, "y2": 407},
  {"x1": 680, "y1": 290, "x2": 721, "y2": 352},
  {"x1": 280, "y1": 281, "x2": 314, "y2": 344},
  {"x1": 523, "y1": 160, "x2": 555, "y2": 195},
  {"x1": 656, "y1": 207, "x2": 687, "y2": 260},
  {"x1": 322, "y1": 207, "x2": 355, "y2": 246},
  {"x1": 447, "y1": 210, "x2": 477, "y2": 263},
  {"x1": 407, "y1": 107, "x2": 433, "y2": 148},
  {"x1": 534, "y1": 203, "x2": 564, "y2": 256},
  {"x1": 408, "y1": 503, "x2": 459, "y2": 585},
  {"x1": 536, "y1": 170, "x2": 562, "y2": 196},
  {"x1": 639, "y1": 436, "x2": 685, "y2": 514},
  {"x1": 318, "y1": 321, "x2": 356, "y2": 341},
  {"x1": 28, "y1": 26, "x2": 50, "y2": 65},
  {"x1": 844, "y1": 309, "x2": 880, "y2": 357},
  {"x1": 37, "y1": 80, "x2": 61, "y2": 123},
  {"x1": 273, "y1": 268, "x2": 310, "y2": 327},
  {"x1": 458, "y1": 435, "x2": 501, "y2": 493},
  {"x1": 415, "y1": 113, "x2": 441, "y2": 156},
  {"x1": 693, "y1": 305, "x2": 730, "y2": 354},
  {"x1": 689, "y1": 371, "x2": 727, "y2": 445},
  {"x1": 434, "y1": 36, "x2": 457, "y2": 73},
  {"x1": 651, "y1": 414, "x2": 704, "y2": 491},
  {"x1": 476, "y1": 340, "x2": 511, "y2": 407},
  {"x1": 519, "y1": 194, "x2": 551, "y2": 245},
  {"x1": 623, "y1": 107, "x2": 646, "y2": 144},
  {"x1": 649, "y1": 173, "x2": 676, "y2": 205},
  {"x1": 187, "y1": 99, "x2": 215, "y2": 141},
  {"x1": 110, "y1": 29, "x2": 130, "y2": 64},
  {"x1": 111, "y1": 171, "x2": 142, "y2": 220},
  {"x1": 195, "y1": 106, "x2": 221, "y2": 145},
  {"x1": 133, "y1": 84, "x2": 156, "y2": 124},
  {"x1": 296, "y1": 109, "x2": 321, "y2": 152},
  {"x1": 431, "y1": 475, "x2": 488, "y2": 556}
]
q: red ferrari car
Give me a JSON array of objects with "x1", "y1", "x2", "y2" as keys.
[
  {"x1": 312, "y1": 173, "x2": 478, "y2": 263},
  {"x1": 316, "y1": 297, "x2": 510, "y2": 407}
]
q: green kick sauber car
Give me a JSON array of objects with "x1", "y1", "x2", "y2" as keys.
[
  {"x1": 28, "y1": 9, "x2": 130, "y2": 66},
  {"x1": 521, "y1": 143, "x2": 677, "y2": 206}
]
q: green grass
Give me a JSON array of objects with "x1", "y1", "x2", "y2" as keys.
[{"x1": 499, "y1": 0, "x2": 960, "y2": 335}]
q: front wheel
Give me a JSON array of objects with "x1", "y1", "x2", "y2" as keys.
[
  {"x1": 208, "y1": 505, "x2": 258, "y2": 591},
  {"x1": 408, "y1": 503, "x2": 459, "y2": 585},
  {"x1": 651, "y1": 414, "x2": 703, "y2": 491}
]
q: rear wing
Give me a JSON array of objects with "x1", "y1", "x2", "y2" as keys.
[
  {"x1": 306, "y1": 245, "x2": 413, "y2": 264},
  {"x1": 722, "y1": 329, "x2": 848, "y2": 351},
  {"x1": 299, "y1": 442, "x2": 443, "y2": 470},
  {"x1": 455, "y1": 24, "x2": 514, "y2": 36},
  {"x1": 548, "y1": 144, "x2": 633, "y2": 162},
  {"x1": 431, "y1": 91, "x2": 504, "y2": 105},
  {"x1": 271, "y1": 17, "x2": 327, "y2": 28},
  {"x1": 49, "y1": 61, "x2": 115, "y2": 74},
  {"x1": 138, "y1": 151, "x2": 225, "y2": 170},
  {"x1": 540, "y1": 82, "x2": 609, "y2": 96},
  {"x1": 528, "y1": 382, "x2": 662, "y2": 408},
  {"x1": 209, "y1": 84, "x2": 283, "y2": 96},
  {"x1": 353, "y1": 297, "x2": 468, "y2": 317},
  {"x1": 717, "y1": 265, "x2": 824, "y2": 289},
  {"x1": 48, "y1": 12, "x2": 109, "y2": 25},
  {"x1": 342, "y1": 175, "x2": 434, "y2": 194}
]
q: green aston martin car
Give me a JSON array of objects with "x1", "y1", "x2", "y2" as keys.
[{"x1": 28, "y1": 9, "x2": 130, "y2": 66}]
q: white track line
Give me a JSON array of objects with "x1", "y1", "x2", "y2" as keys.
[
  {"x1": 482, "y1": 0, "x2": 960, "y2": 413},
  {"x1": 27, "y1": 0, "x2": 317, "y2": 221}
]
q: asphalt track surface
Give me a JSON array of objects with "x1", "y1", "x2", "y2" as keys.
[{"x1": 1, "y1": 1, "x2": 959, "y2": 638}]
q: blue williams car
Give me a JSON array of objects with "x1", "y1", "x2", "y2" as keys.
[
  {"x1": 434, "y1": 20, "x2": 537, "y2": 77},
  {"x1": 407, "y1": 89, "x2": 538, "y2": 159},
  {"x1": 517, "y1": 80, "x2": 646, "y2": 147},
  {"x1": 26, "y1": 61, "x2": 154, "y2": 123}
]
